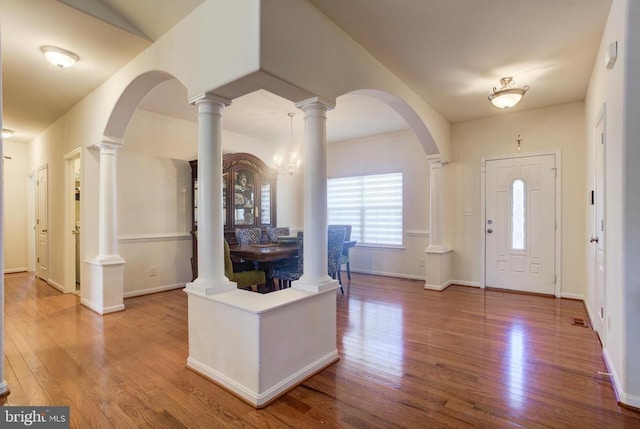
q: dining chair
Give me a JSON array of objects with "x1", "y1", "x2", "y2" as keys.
[
  {"x1": 329, "y1": 224, "x2": 352, "y2": 285},
  {"x1": 266, "y1": 226, "x2": 290, "y2": 242},
  {"x1": 327, "y1": 227, "x2": 347, "y2": 294},
  {"x1": 224, "y1": 240, "x2": 265, "y2": 291},
  {"x1": 270, "y1": 231, "x2": 304, "y2": 289},
  {"x1": 235, "y1": 227, "x2": 262, "y2": 244}
]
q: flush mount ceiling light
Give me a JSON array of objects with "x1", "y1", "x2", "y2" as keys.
[
  {"x1": 2, "y1": 129, "x2": 14, "y2": 139},
  {"x1": 41, "y1": 46, "x2": 79, "y2": 68},
  {"x1": 488, "y1": 77, "x2": 529, "y2": 109}
]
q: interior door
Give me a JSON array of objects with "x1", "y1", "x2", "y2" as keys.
[
  {"x1": 485, "y1": 155, "x2": 556, "y2": 294},
  {"x1": 593, "y1": 116, "x2": 606, "y2": 337},
  {"x1": 36, "y1": 165, "x2": 49, "y2": 281}
]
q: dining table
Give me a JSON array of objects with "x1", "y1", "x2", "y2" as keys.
[{"x1": 229, "y1": 239, "x2": 357, "y2": 292}]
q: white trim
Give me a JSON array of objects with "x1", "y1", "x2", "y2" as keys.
[
  {"x1": 450, "y1": 280, "x2": 482, "y2": 288},
  {"x1": 480, "y1": 150, "x2": 562, "y2": 297},
  {"x1": 424, "y1": 280, "x2": 452, "y2": 291},
  {"x1": 350, "y1": 268, "x2": 424, "y2": 281},
  {"x1": 47, "y1": 278, "x2": 64, "y2": 292},
  {"x1": 187, "y1": 350, "x2": 339, "y2": 408},
  {"x1": 603, "y1": 348, "x2": 640, "y2": 408},
  {"x1": 123, "y1": 283, "x2": 186, "y2": 298},
  {"x1": 81, "y1": 299, "x2": 125, "y2": 315},
  {"x1": 405, "y1": 229, "x2": 430, "y2": 237},
  {"x1": 118, "y1": 232, "x2": 191, "y2": 244},
  {"x1": 3, "y1": 268, "x2": 27, "y2": 274},
  {"x1": 560, "y1": 292, "x2": 585, "y2": 300}
]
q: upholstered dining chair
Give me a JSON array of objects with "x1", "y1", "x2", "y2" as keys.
[
  {"x1": 329, "y1": 224, "x2": 352, "y2": 285},
  {"x1": 266, "y1": 226, "x2": 290, "y2": 243},
  {"x1": 235, "y1": 227, "x2": 262, "y2": 244},
  {"x1": 327, "y1": 227, "x2": 347, "y2": 294},
  {"x1": 224, "y1": 240, "x2": 265, "y2": 291},
  {"x1": 270, "y1": 231, "x2": 304, "y2": 289}
]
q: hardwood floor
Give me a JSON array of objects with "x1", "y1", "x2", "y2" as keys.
[{"x1": 3, "y1": 272, "x2": 639, "y2": 428}]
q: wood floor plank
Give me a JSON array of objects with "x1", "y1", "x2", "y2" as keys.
[{"x1": 2, "y1": 272, "x2": 639, "y2": 428}]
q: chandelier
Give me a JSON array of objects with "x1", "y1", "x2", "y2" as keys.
[
  {"x1": 488, "y1": 77, "x2": 529, "y2": 109},
  {"x1": 274, "y1": 113, "x2": 301, "y2": 175}
]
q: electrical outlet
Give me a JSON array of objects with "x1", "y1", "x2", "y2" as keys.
[
  {"x1": 418, "y1": 258, "x2": 425, "y2": 268},
  {"x1": 150, "y1": 266, "x2": 158, "y2": 277},
  {"x1": 464, "y1": 208, "x2": 472, "y2": 216},
  {"x1": 607, "y1": 313, "x2": 612, "y2": 331}
]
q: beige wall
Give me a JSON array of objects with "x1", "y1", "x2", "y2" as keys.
[
  {"x1": 450, "y1": 102, "x2": 587, "y2": 298},
  {"x1": 3, "y1": 141, "x2": 28, "y2": 272},
  {"x1": 585, "y1": 0, "x2": 640, "y2": 406},
  {"x1": 327, "y1": 130, "x2": 430, "y2": 279}
]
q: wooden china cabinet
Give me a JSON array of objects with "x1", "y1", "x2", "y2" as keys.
[{"x1": 189, "y1": 152, "x2": 277, "y2": 278}]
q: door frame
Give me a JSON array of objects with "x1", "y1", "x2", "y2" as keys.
[
  {"x1": 480, "y1": 150, "x2": 562, "y2": 297},
  {"x1": 592, "y1": 104, "x2": 607, "y2": 338},
  {"x1": 35, "y1": 163, "x2": 49, "y2": 282},
  {"x1": 64, "y1": 148, "x2": 82, "y2": 294}
]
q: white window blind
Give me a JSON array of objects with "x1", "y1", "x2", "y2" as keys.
[{"x1": 328, "y1": 172, "x2": 403, "y2": 246}]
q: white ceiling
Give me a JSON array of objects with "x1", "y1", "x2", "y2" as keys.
[{"x1": 1, "y1": 0, "x2": 612, "y2": 145}]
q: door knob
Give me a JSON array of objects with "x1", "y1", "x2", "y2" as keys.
[
  {"x1": 590, "y1": 237, "x2": 599, "y2": 243},
  {"x1": 487, "y1": 228, "x2": 493, "y2": 234}
]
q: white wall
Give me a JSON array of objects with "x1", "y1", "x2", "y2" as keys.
[
  {"x1": 3, "y1": 141, "x2": 28, "y2": 272},
  {"x1": 327, "y1": 130, "x2": 430, "y2": 279},
  {"x1": 585, "y1": 0, "x2": 640, "y2": 407},
  {"x1": 450, "y1": 103, "x2": 587, "y2": 297}
]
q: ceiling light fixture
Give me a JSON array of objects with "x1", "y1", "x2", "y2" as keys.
[
  {"x1": 41, "y1": 46, "x2": 79, "y2": 68},
  {"x1": 2, "y1": 129, "x2": 14, "y2": 139},
  {"x1": 488, "y1": 77, "x2": 529, "y2": 109},
  {"x1": 274, "y1": 113, "x2": 301, "y2": 176}
]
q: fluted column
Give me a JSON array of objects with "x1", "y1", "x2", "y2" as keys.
[
  {"x1": 293, "y1": 97, "x2": 338, "y2": 293},
  {"x1": 96, "y1": 138, "x2": 123, "y2": 260},
  {"x1": 427, "y1": 159, "x2": 447, "y2": 251},
  {"x1": 185, "y1": 93, "x2": 235, "y2": 295}
]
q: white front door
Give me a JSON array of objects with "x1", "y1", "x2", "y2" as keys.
[
  {"x1": 36, "y1": 165, "x2": 49, "y2": 281},
  {"x1": 485, "y1": 154, "x2": 556, "y2": 295},
  {"x1": 593, "y1": 115, "x2": 606, "y2": 337}
]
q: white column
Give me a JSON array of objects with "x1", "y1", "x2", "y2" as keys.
[
  {"x1": 96, "y1": 138, "x2": 123, "y2": 260},
  {"x1": 185, "y1": 93, "x2": 236, "y2": 295},
  {"x1": 292, "y1": 97, "x2": 339, "y2": 293},
  {"x1": 427, "y1": 159, "x2": 448, "y2": 252},
  {"x1": 82, "y1": 138, "x2": 126, "y2": 314},
  {"x1": 424, "y1": 158, "x2": 452, "y2": 290}
]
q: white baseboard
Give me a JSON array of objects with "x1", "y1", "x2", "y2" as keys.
[
  {"x1": 424, "y1": 280, "x2": 451, "y2": 291},
  {"x1": 602, "y1": 348, "x2": 640, "y2": 408},
  {"x1": 3, "y1": 268, "x2": 27, "y2": 274},
  {"x1": 187, "y1": 350, "x2": 339, "y2": 408},
  {"x1": 81, "y1": 299, "x2": 125, "y2": 315},
  {"x1": 123, "y1": 283, "x2": 186, "y2": 298},
  {"x1": 48, "y1": 279, "x2": 65, "y2": 292},
  {"x1": 450, "y1": 280, "x2": 482, "y2": 288},
  {"x1": 561, "y1": 292, "x2": 585, "y2": 300},
  {"x1": 349, "y1": 268, "x2": 425, "y2": 281}
]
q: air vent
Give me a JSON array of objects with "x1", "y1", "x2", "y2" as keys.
[{"x1": 571, "y1": 317, "x2": 589, "y2": 328}]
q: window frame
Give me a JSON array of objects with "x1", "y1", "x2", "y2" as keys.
[{"x1": 327, "y1": 172, "x2": 404, "y2": 247}]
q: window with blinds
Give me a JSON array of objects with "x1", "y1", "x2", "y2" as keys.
[{"x1": 327, "y1": 172, "x2": 403, "y2": 246}]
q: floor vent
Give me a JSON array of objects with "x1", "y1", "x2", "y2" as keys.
[{"x1": 571, "y1": 317, "x2": 589, "y2": 328}]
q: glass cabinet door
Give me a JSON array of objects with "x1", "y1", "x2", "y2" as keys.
[
  {"x1": 234, "y1": 169, "x2": 255, "y2": 225},
  {"x1": 260, "y1": 182, "x2": 271, "y2": 225}
]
